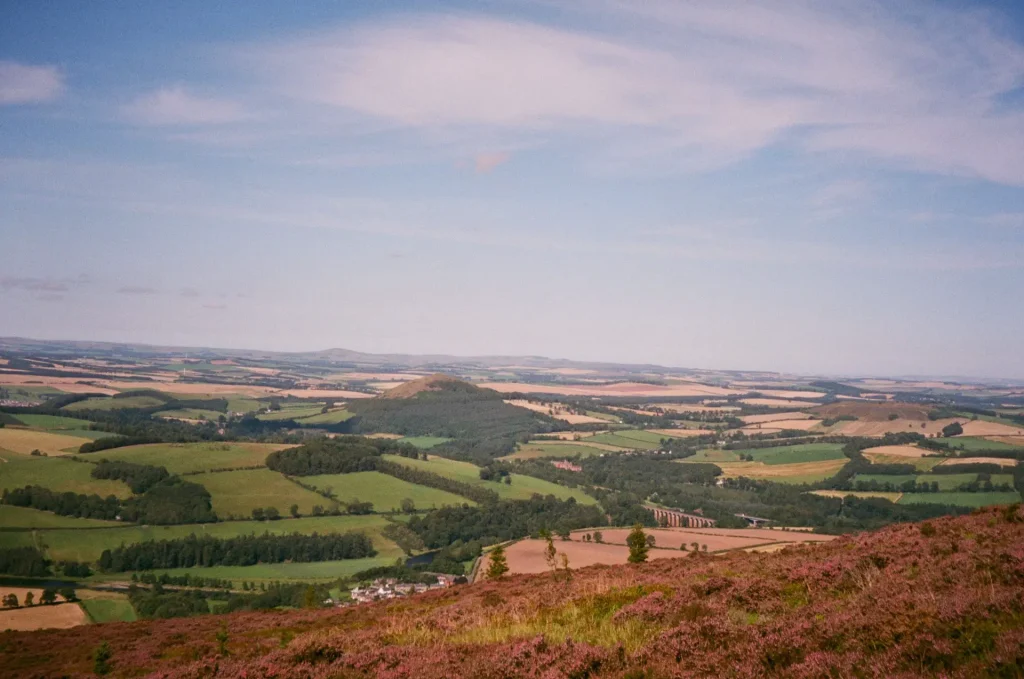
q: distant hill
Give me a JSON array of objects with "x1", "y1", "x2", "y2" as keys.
[
  {"x1": 380, "y1": 373, "x2": 482, "y2": 400},
  {"x1": 6, "y1": 505, "x2": 1023, "y2": 677}
]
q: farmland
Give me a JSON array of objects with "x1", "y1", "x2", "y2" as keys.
[
  {"x1": 679, "y1": 443, "x2": 848, "y2": 483},
  {"x1": 89, "y1": 441, "x2": 291, "y2": 474},
  {"x1": 80, "y1": 596, "x2": 138, "y2": 623},
  {"x1": 0, "y1": 456, "x2": 133, "y2": 497},
  {"x1": 584, "y1": 429, "x2": 665, "y2": 450},
  {"x1": 897, "y1": 491, "x2": 1021, "y2": 507},
  {"x1": 0, "y1": 505, "x2": 121, "y2": 529},
  {"x1": 398, "y1": 436, "x2": 452, "y2": 449},
  {"x1": 301, "y1": 471, "x2": 472, "y2": 510},
  {"x1": 7, "y1": 414, "x2": 92, "y2": 430},
  {"x1": 505, "y1": 442, "x2": 610, "y2": 460},
  {"x1": 0, "y1": 428, "x2": 93, "y2": 456},
  {"x1": 382, "y1": 454, "x2": 597, "y2": 504},
  {"x1": 63, "y1": 395, "x2": 168, "y2": 411},
  {"x1": 193, "y1": 468, "x2": 332, "y2": 518},
  {"x1": 938, "y1": 436, "x2": 1024, "y2": 452}
]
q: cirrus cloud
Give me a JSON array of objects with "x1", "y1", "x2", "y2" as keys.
[
  {"x1": 123, "y1": 86, "x2": 247, "y2": 126},
  {"x1": 0, "y1": 61, "x2": 63, "y2": 105}
]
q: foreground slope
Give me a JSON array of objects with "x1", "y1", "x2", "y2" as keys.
[{"x1": 3, "y1": 507, "x2": 1023, "y2": 678}]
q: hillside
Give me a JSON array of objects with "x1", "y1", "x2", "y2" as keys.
[
  {"x1": 4, "y1": 506, "x2": 1022, "y2": 677},
  {"x1": 380, "y1": 373, "x2": 481, "y2": 399}
]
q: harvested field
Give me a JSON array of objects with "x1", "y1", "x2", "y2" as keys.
[
  {"x1": 834, "y1": 418, "x2": 965, "y2": 437},
  {"x1": 0, "y1": 601, "x2": 86, "y2": 632},
  {"x1": 863, "y1": 452, "x2": 942, "y2": 471},
  {"x1": 740, "y1": 418, "x2": 820, "y2": 432},
  {"x1": 0, "y1": 428, "x2": 93, "y2": 456},
  {"x1": 810, "y1": 490, "x2": 903, "y2": 502},
  {"x1": 861, "y1": 444, "x2": 929, "y2": 458},
  {"x1": 489, "y1": 539, "x2": 680, "y2": 575},
  {"x1": 364, "y1": 433, "x2": 403, "y2": 440},
  {"x1": 480, "y1": 382, "x2": 740, "y2": 398},
  {"x1": 937, "y1": 456, "x2": 1018, "y2": 467},
  {"x1": 570, "y1": 528, "x2": 776, "y2": 552},
  {"x1": 810, "y1": 401, "x2": 933, "y2": 421},
  {"x1": 655, "y1": 403, "x2": 740, "y2": 413},
  {"x1": 755, "y1": 390, "x2": 826, "y2": 399},
  {"x1": 505, "y1": 442, "x2": 610, "y2": 460},
  {"x1": 648, "y1": 428, "x2": 716, "y2": 437},
  {"x1": 740, "y1": 398, "x2": 815, "y2": 408},
  {"x1": 504, "y1": 400, "x2": 606, "y2": 424},
  {"x1": 539, "y1": 431, "x2": 608, "y2": 440},
  {"x1": 740, "y1": 412, "x2": 814, "y2": 425},
  {"x1": 0, "y1": 374, "x2": 119, "y2": 395},
  {"x1": 959, "y1": 420, "x2": 1024, "y2": 436},
  {"x1": 988, "y1": 436, "x2": 1024, "y2": 446},
  {"x1": 276, "y1": 389, "x2": 373, "y2": 399}
]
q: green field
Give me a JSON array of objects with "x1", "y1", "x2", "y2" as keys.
[
  {"x1": 81, "y1": 597, "x2": 137, "y2": 623},
  {"x1": 155, "y1": 408, "x2": 225, "y2": 421},
  {"x1": 0, "y1": 505, "x2": 122, "y2": 528},
  {"x1": 128, "y1": 557, "x2": 398, "y2": 585},
  {"x1": 687, "y1": 443, "x2": 845, "y2": 466},
  {"x1": 90, "y1": 441, "x2": 289, "y2": 474},
  {"x1": 257, "y1": 405, "x2": 326, "y2": 421},
  {"x1": 398, "y1": 436, "x2": 452, "y2": 449},
  {"x1": 227, "y1": 398, "x2": 263, "y2": 414},
  {"x1": 382, "y1": 454, "x2": 596, "y2": 504},
  {"x1": 505, "y1": 442, "x2": 608, "y2": 460},
  {"x1": 854, "y1": 472, "x2": 1015, "y2": 491},
  {"x1": 10, "y1": 414, "x2": 93, "y2": 430},
  {"x1": 685, "y1": 449, "x2": 744, "y2": 463},
  {"x1": 64, "y1": 395, "x2": 167, "y2": 411},
  {"x1": 585, "y1": 430, "x2": 662, "y2": 450},
  {"x1": 302, "y1": 471, "x2": 472, "y2": 511},
  {"x1": 941, "y1": 437, "x2": 1024, "y2": 452},
  {"x1": 194, "y1": 469, "x2": 333, "y2": 518},
  {"x1": 897, "y1": 491, "x2": 1021, "y2": 507},
  {"x1": 0, "y1": 456, "x2": 133, "y2": 497},
  {"x1": 2, "y1": 514, "x2": 401, "y2": 563},
  {"x1": 294, "y1": 408, "x2": 355, "y2": 425},
  {"x1": 585, "y1": 411, "x2": 621, "y2": 423}
]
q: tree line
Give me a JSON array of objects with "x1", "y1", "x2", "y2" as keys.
[{"x1": 98, "y1": 531, "x2": 377, "y2": 572}]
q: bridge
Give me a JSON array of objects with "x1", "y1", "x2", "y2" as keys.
[{"x1": 645, "y1": 505, "x2": 717, "y2": 528}]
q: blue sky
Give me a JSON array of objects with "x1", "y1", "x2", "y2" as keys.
[{"x1": 2, "y1": 1, "x2": 1024, "y2": 378}]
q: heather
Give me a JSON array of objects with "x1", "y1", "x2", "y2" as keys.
[{"x1": 4, "y1": 505, "x2": 1023, "y2": 678}]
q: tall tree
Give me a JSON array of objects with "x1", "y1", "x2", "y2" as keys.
[
  {"x1": 627, "y1": 524, "x2": 649, "y2": 563},
  {"x1": 486, "y1": 544, "x2": 509, "y2": 579}
]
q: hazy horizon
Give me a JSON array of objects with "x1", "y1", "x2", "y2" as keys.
[{"x1": 3, "y1": 1, "x2": 1024, "y2": 378}]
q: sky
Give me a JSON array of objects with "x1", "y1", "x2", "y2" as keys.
[{"x1": 2, "y1": 1, "x2": 1024, "y2": 379}]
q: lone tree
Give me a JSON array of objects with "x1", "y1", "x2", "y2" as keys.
[
  {"x1": 93, "y1": 642, "x2": 112, "y2": 676},
  {"x1": 40, "y1": 589, "x2": 57, "y2": 605},
  {"x1": 400, "y1": 498, "x2": 416, "y2": 514},
  {"x1": 627, "y1": 524, "x2": 649, "y2": 563},
  {"x1": 593, "y1": 531, "x2": 604, "y2": 544},
  {"x1": 486, "y1": 544, "x2": 509, "y2": 579},
  {"x1": 539, "y1": 529, "x2": 558, "y2": 571},
  {"x1": 942, "y1": 422, "x2": 964, "y2": 438}
]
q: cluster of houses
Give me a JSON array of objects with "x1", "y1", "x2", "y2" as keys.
[
  {"x1": 551, "y1": 459, "x2": 583, "y2": 472},
  {"x1": 348, "y1": 575, "x2": 458, "y2": 604}
]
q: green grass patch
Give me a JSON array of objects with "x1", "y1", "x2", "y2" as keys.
[
  {"x1": 684, "y1": 449, "x2": 742, "y2": 463},
  {"x1": 302, "y1": 471, "x2": 472, "y2": 510},
  {"x1": 258, "y1": 405, "x2": 327, "y2": 421},
  {"x1": 81, "y1": 597, "x2": 137, "y2": 623},
  {"x1": 155, "y1": 408, "x2": 224, "y2": 421},
  {"x1": 397, "y1": 436, "x2": 452, "y2": 449},
  {"x1": 0, "y1": 456, "x2": 132, "y2": 497},
  {"x1": 88, "y1": 441, "x2": 290, "y2": 474},
  {"x1": 585, "y1": 431, "x2": 661, "y2": 450},
  {"x1": 941, "y1": 437, "x2": 1024, "y2": 452},
  {"x1": 0, "y1": 505, "x2": 122, "y2": 528},
  {"x1": 296, "y1": 409, "x2": 356, "y2": 425},
  {"x1": 193, "y1": 469, "x2": 334, "y2": 519},
  {"x1": 133, "y1": 557, "x2": 398, "y2": 585},
  {"x1": 382, "y1": 455, "x2": 596, "y2": 504},
  {"x1": 10, "y1": 414, "x2": 92, "y2": 430},
  {"x1": 854, "y1": 472, "x2": 1015, "y2": 491},
  {"x1": 733, "y1": 443, "x2": 846, "y2": 465},
  {"x1": 897, "y1": 491, "x2": 1021, "y2": 507},
  {"x1": 227, "y1": 398, "x2": 263, "y2": 414},
  {"x1": 64, "y1": 395, "x2": 167, "y2": 411},
  {"x1": 585, "y1": 411, "x2": 621, "y2": 423},
  {"x1": 32, "y1": 515, "x2": 401, "y2": 564}
]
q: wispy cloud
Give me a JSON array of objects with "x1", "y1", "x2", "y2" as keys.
[
  {"x1": 0, "y1": 276, "x2": 69, "y2": 293},
  {"x1": 0, "y1": 61, "x2": 63, "y2": 105},
  {"x1": 123, "y1": 86, "x2": 247, "y2": 126},
  {"x1": 116, "y1": 285, "x2": 158, "y2": 295},
  {"x1": 227, "y1": 4, "x2": 1024, "y2": 184}
]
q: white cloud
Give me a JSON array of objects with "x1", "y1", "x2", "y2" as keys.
[
  {"x1": 123, "y1": 86, "x2": 246, "y2": 126},
  {"x1": 0, "y1": 61, "x2": 63, "y2": 105},
  {"x1": 235, "y1": 3, "x2": 1024, "y2": 184}
]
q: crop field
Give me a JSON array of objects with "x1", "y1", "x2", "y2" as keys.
[
  {"x1": 939, "y1": 436, "x2": 1024, "y2": 452},
  {"x1": 897, "y1": 491, "x2": 1021, "y2": 507},
  {"x1": 8, "y1": 414, "x2": 92, "y2": 430},
  {"x1": 505, "y1": 442, "x2": 609, "y2": 460},
  {"x1": 0, "y1": 456, "x2": 132, "y2": 497},
  {"x1": 686, "y1": 443, "x2": 845, "y2": 466},
  {"x1": 861, "y1": 444, "x2": 929, "y2": 458},
  {"x1": 585, "y1": 430, "x2": 662, "y2": 450},
  {"x1": 854, "y1": 472, "x2": 1014, "y2": 491},
  {"x1": 227, "y1": 397, "x2": 263, "y2": 413},
  {"x1": 90, "y1": 442, "x2": 291, "y2": 474},
  {"x1": 702, "y1": 458, "x2": 850, "y2": 484},
  {"x1": 81, "y1": 596, "x2": 137, "y2": 623},
  {"x1": 155, "y1": 408, "x2": 224, "y2": 421},
  {"x1": 381, "y1": 455, "x2": 596, "y2": 504},
  {"x1": 293, "y1": 408, "x2": 355, "y2": 425},
  {"x1": 648, "y1": 428, "x2": 716, "y2": 437},
  {"x1": 0, "y1": 505, "x2": 121, "y2": 529},
  {"x1": 135, "y1": 557, "x2": 399, "y2": 585},
  {"x1": 0, "y1": 600, "x2": 87, "y2": 632},
  {"x1": 863, "y1": 451, "x2": 943, "y2": 471},
  {"x1": 301, "y1": 471, "x2": 472, "y2": 510},
  {"x1": 0, "y1": 428, "x2": 92, "y2": 456},
  {"x1": 959, "y1": 420, "x2": 1024, "y2": 437},
  {"x1": 194, "y1": 469, "x2": 332, "y2": 518},
  {"x1": 810, "y1": 490, "x2": 903, "y2": 502},
  {"x1": 938, "y1": 456, "x2": 1018, "y2": 468},
  {"x1": 15, "y1": 514, "x2": 401, "y2": 563},
  {"x1": 398, "y1": 436, "x2": 452, "y2": 449},
  {"x1": 63, "y1": 395, "x2": 167, "y2": 411}
]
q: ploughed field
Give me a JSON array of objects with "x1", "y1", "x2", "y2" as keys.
[{"x1": 4, "y1": 507, "x2": 1022, "y2": 678}]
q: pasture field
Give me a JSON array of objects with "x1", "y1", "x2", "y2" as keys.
[
  {"x1": 63, "y1": 395, "x2": 167, "y2": 411},
  {"x1": 810, "y1": 490, "x2": 903, "y2": 502},
  {"x1": 959, "y1": 419, "x2": 1024, "y2": 437},
  {"x1": 585, "y1": 431, "x2": 661, "y2": 450},
  {"x1": 381, "y1": 455, "x2": 596, "y2": 504},
  {"x1": 257, "y1": 404, "x2": 326, "y2": 421},
  {"x1": 938, "y1": 457, "x2": 1018, "y2": 468},
  {"x1": 127, "y1": 557, "x2": 399, "y2": 585},
  {"x1": 81, "y1": 596, "x2": 137, "y2": 623},
  {"x1": 897, "y1": 491, "x2": 1021, "y2": 507},
  {"x1": 939, "y1": 436, "x2": 1024, "y2": 452},
  {"x1": 702, "y1": 458, "x2": 849, "y2": 484},
  {"x1": 584, "y1": 411, "x2": 621, "y2": 422},
  {"x1": 853, "y1": 473, "x2": 1015, "y2": 491},
  {"x1": 505, "y1": 442, "x2": 609, "y2": 460},
  {"x1": 686, "y1": 443, "x2": 845, "y2": 466},
  {"x1": 398, "y1": 436, "x2": 452, "y2": 449},
  {"x1": 0, "y1": 505, "x2": 122, "y2": 529},
  {"x1": 226, "y1": 397, "x2": 262, "y2": 413},
  {"x1": 90, "y1": 442, "x2": 291, "y2": 474},
  {"x1": 8, "y1": 414, "x2": 92, "y2": 430},
  {"x1": 0, "y1": 456, "x2": 132, "y2": 497},
  {"x1": 294, "y1": 408, "x2": 355, "y2": 425},
  {"x1": 194, "y1": 469, "x2": 332, "y2": 518},
  {"x1": 52, "y1": 429, "x2": 119, "y2": 441},
  {"x1": 0, "y1": 428, "x2": 92, "y2": 456},
  {"x1": 684, "y1": 449, "x2": 743, "y2": 463},
  {"x1": 155, "y1": 408, "x2": 224, "y2": 421},
  {"x1": 863, "y1": 452, "x2": 943, "y2": 471},
  {"x1": 853, "y1": 473, "x2": 916, "y2": 487},
  {"x1": 301, "y1": 471, "x2": 472, "y2": 510},
  {"x1": 11, "y1": 514, "x2": 401, "y2": 563}
]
